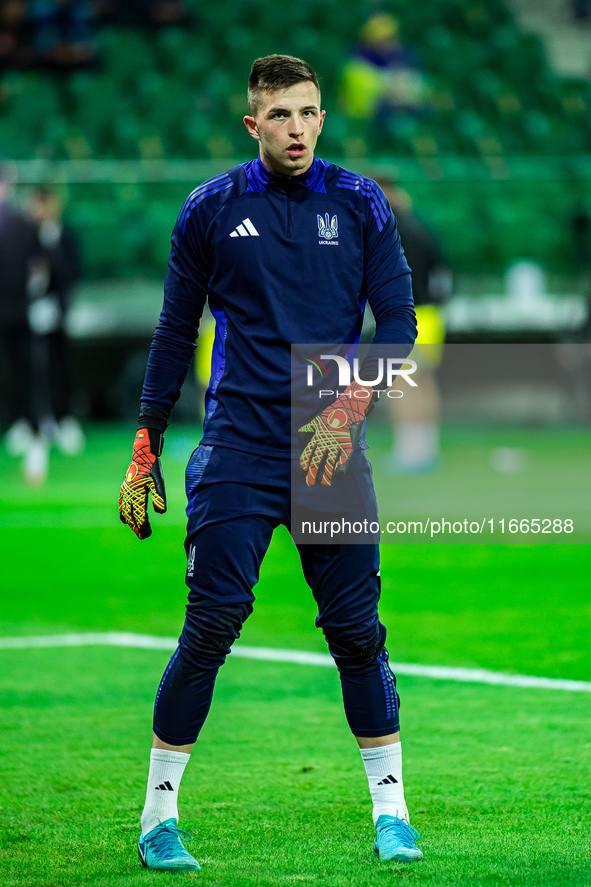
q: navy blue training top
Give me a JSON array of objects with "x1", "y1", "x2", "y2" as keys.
[{"x1": 141, "y1": 156, "x2": 417, "y2": 458}]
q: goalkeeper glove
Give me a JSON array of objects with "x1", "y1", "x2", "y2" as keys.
[
  {"x1": 298, "y1": 381, "x2": 375, "y2": 487},
  {"x1": 119, "y1": 427, "x2": 166, "y2": 539}
]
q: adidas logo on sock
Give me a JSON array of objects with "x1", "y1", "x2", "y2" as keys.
[
  {"x1": 155, "y1": 780, "x2": 174, "y2": 791},
  {"x1": 230, "y1": 218, "x2": 259, "y2": 237},
  {"x1": 377, "y1": 774, "x2": 399, "y2": 786}
]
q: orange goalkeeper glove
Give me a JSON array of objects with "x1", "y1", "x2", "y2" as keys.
[
  {"x1": 119, "y1": 427, "x2": 166, "y2": 539},
  {"x1": 298, "y1": 381, "x2": 375, "y2": 487}
]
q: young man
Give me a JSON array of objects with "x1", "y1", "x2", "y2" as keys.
[{"x1": 119, "y1": 54, "x2": 421, "y2": 871}]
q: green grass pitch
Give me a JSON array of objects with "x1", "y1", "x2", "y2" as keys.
[{"x1": 1, "y1": 424, "x2": 590, "y2": 886}]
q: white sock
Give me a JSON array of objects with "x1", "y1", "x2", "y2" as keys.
[
  {"x1": 141, "y1": 749, "x2": 191, "y2": 836},
  {"x1": 360, "y1": 742, "x2": 408, "y2": 825}
]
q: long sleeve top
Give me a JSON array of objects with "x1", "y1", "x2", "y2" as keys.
[{"x1": 141, "y1": 156, "x2": 416, "y2": 457}]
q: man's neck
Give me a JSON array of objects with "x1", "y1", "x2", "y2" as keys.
[{"x1": 258, "y1": 154, "x2": 314, "y2": 178}]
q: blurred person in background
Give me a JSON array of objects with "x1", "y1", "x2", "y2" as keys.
[
  {"x1": 29, "y1": 184, "x2": 84, "y2": 455},
  {"x1": 377, "y1": 178, "x2": 452, "y2": 473},
  {"x1": 572, "y1": 199, "x2": 591, "y2": 275},
  {"x1": 0, "y1": 162, "x2": 51, "y2": 484},
  {"x1": 26, "y1": 0, "x2": 97, "y2": 71},
  {"x1": 132, "y1": 0, "x2": 188, "y2": 27},
  {"x1": 0, "y1": 0, "x2": 29, "y2": 70},
  {"x1": 341, "y1": 13, "x2": 430, "y2": 127},
  {"x1": 94, "y1": 0, "x2": 188, "y2": 28},
  {"x1": 571, "y1": 0, "x2": 591, "y2": 22}
]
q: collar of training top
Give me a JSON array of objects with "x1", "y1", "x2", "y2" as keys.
[{"x1": 247, "y1": 156, "x2": 329, "y2": 194}]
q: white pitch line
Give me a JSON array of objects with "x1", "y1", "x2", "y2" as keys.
[{"x1": 0, "y1": 633, "x2": 590, "y2": 693}]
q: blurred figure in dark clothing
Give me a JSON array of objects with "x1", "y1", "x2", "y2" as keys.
[
  {"x1": 572, "y1": 200, "x2": 590, "y2": 273},
  {"x1": 382, "y1": 182, "x2": 451, "y2": 308},
  {"x1": 94, "y1": 0, "x2": 187, "y2": 27},
  {"x1": 378, "y1": 179, "x2": 452, "y2": 472},
  {"x1": 30, "y1": 185, "x2": 84, "y2": 454},
  {"x1": 0, "y1": 0, "x2": 29, "y2": 70},
  {"x1": 571, "y1": 0, "x2": 591, "y2": 22},
  {"x1": 26, "y1": 0, "x2": 97, "y2": 71},
  {"x1": 0, "y1": 162, "x2": 50, "y2": 484}
]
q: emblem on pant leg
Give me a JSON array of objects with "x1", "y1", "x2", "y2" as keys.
[{"x1": 187, "y1": 546, "x2": 195, "y2": 577}]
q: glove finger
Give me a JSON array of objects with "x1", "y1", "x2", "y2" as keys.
[
  {"x1": 150, "y1": 490, "x2": 166, "y2": 514},
  {"x1": 150, "y1": 459, "x2": 167, "y2": 514},
  {"x1": 349, "y1": 420, "x2": 364, "y2": 451},
  {"x1": 137, "y1": 516, "x2": 153, "y2": 539},
  {"x1": 332, "y1": 439, "x2": 353, "y2": 477},
  {"x1": 321, "y1": 452, "x2": 340, "y2": 486},
  {"x1": 121, "y1": 500, "x2": 143, "y2": 539},
  {"x1": 304, "y1": 446, "x2": 322, "y2": 486},
  {"x1": 333, "y1": 457, "x2": 352, "y2": 480},
  {"x1": 319, "y1": 446, "x2": 340, "y2": 486},
  {"x1": 133, "y1": 488, "x2": 153, "y2": 539},
  {"x1": 119, "y1": 485, "x2": 140, "y2": 536},
  {"x1": 145, "y1": 479, "x2": 165, "y2": 516},
  {"x1": 300, "y1": 441, "x2": 314, "y2": 472},
  {"x1": 118, "y1": 490, "x2": 127, "y2": 525},
  {"x1": 306, "y1": 448, "x2": 329, "y2": 487},
  {"x1": 119, "y1": 480, "x2": 150, "y2": 539}
]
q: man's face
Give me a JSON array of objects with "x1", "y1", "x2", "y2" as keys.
[
  {"x1": 31, "y1": 194, "x2": 57, "y2": 224},
  {"x1": 244, "y1": 81, "x2": 325, "y2": 177}
]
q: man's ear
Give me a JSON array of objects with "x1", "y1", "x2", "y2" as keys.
[
  {"x1": 243, "y1": 115, "x2": 261, "y2": 142},
  {"x1": 317, "y1": 109, "x2": 326, "y2": 136}
]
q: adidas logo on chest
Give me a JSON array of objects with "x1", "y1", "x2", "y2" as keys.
[{"x1": 230, "y1": 218, "x2": 259, "y2": 238}]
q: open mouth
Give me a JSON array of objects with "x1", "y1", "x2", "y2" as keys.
[{"x1": 287, "y1": 143, "x2": 306, "y2": 157}]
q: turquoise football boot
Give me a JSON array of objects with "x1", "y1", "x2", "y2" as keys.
[
  {"x1": 374, "y1": 815, "x2": 423, "y2": 862},
  {"x1": 138, "y1": 818, "x2": 201, "y2": 871}
]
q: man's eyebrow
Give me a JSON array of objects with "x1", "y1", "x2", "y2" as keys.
[{"x1": 266, "y1": 104, "x2": 319, "y2": 114}]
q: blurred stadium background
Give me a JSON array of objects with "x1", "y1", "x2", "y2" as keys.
[
  {"x1": 1, "y1": 0, "x2": 591, "y2": 417},
  {"x1": 1, "y1": 2, "x2": 590, "y2": 884}
]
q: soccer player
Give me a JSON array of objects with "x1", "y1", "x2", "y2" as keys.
[{"x1": 119, "y1": 54, "x2": 422, "y2": 871}]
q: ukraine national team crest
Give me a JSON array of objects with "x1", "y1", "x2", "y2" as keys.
[
  {"x1": 317, "y1": 213, "x2": 338, "y2": 245},
  {"x1": 187, "y1": 545, "x2": 195, "y2": 577}
]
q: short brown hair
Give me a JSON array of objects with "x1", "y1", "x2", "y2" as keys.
[{"x1": 247, "y1": 54, "x2": 320, "y2": 116}]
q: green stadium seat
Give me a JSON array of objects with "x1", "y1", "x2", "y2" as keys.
[
  {"x1": 2, "y1": 0, "x2": 589, "y2": 275},
  {"x1": 100, "y1": 29, "x2": 157, "y2": 84}
]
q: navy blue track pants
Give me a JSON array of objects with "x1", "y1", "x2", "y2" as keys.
[{"x1": 153, "y1": 445, "x2": 400, "y2": 745}]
